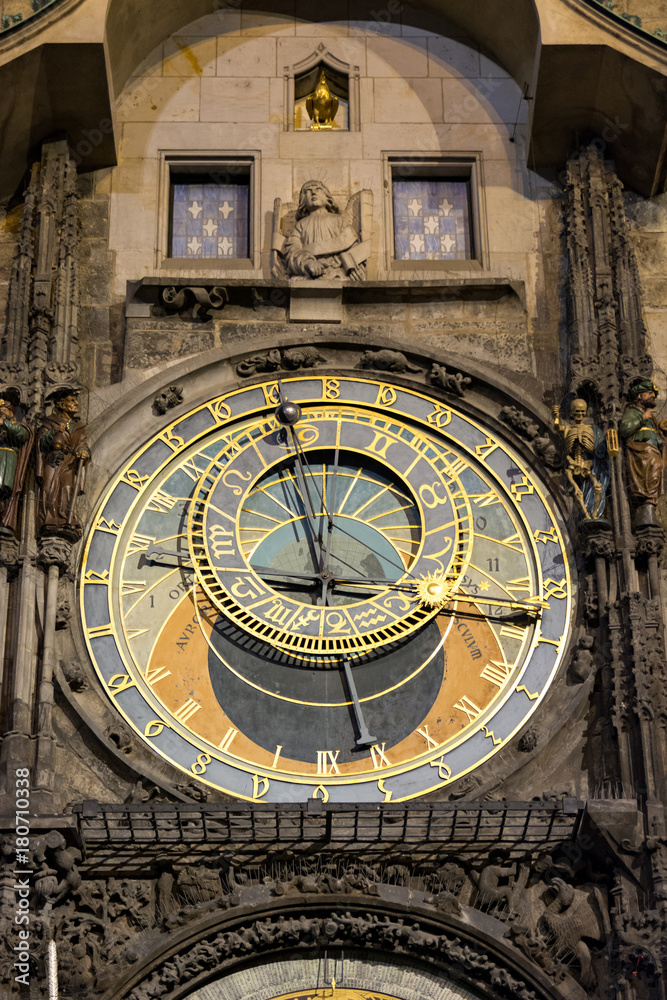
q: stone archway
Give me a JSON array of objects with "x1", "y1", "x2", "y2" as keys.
[{"x1": 99, "y1": 896, "x2": 585, "y2": 1000}]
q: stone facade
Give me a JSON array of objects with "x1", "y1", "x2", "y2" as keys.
[{"x1": 0, "y1": 1, "x2": 666, "y2": 998}]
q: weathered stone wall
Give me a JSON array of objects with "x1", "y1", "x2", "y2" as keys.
[{"x1": 88, "y1": 9, "x2": 567, "y2": 396}]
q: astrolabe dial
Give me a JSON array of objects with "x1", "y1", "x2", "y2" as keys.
[
  {"x1": 187, "y1": 403, "x2": 475, "y2": 660},
  {"x1": 81, "y1": 375, "x2": 573, "y2": 803}
]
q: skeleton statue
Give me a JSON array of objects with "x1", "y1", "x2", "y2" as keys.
[{"x1": 552, "y1": 398, "x2": 609, "y2": 519}]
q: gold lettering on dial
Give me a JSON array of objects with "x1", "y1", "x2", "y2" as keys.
[
  {"x1": 416, "y1": 725, "x2": 438, "y2": 749},
  {"x1": 261, "y1": 383, "x2": 281, "y2": 406},
  {"x1": 474, "y1": 438, "x2": 498, "y2": 460},
  {"x1": 312, "y1": 784, "x2": 329, "y2": 802},
  {"x1": 145, "y1": 720, "x2": 168, "y2": 737},
  {"x1": 84, "y1": 570, "x2": 109, "y2": 584},
  {"x1": 126, "y1": 534, "x2": 154, "y2": 557},
  {"x1": 316, "y1": 750, "x2": 341, "y2": 775},
  {"x1": 453, "y1": 695, "x2": 483, "y2": 723},
  {"x1": 510, "y1": 477, "x2": 535, "y2": 501},
  {"x1": 426, "y1": 403, "x2": 451, "y2": 429},
  {"x1": 107, "y1": 673, "x2": 136, "y2": 693},
  {"x1": 370, "y1": 743, "x2": 392, "y2": 769},
  {"x1": 481, "y1": 726, "x2": 502, "y2": 745},
  {"x1": 543, "y1": 577, "x2": 568, "y2": 600},
  {"x1": 419, "y1": 481, "x2": 448, "y2": 509},
  {"x1": 375, "y1": 385, "x2": 397, "y2": 406},
  {"x1": 191, "y1": 753, "x2": 211, "y2": 775},
  {"x1": 252, "y1": 774, "x2": 270, "y2": 799},
  {"x1": 506, "y1": 576, "x2": 531, "y2": 596},
  {"x1": 230, "y1": 576, "x2": 265, "y2": 600},
  {"x1": 441, "y1": 455, "x2": 467, "y2": 480},
  {"x1": 218, "y1": 727, "x2": 238, "y2": 752},
  {"x1": 144, "y1": 665, "x2": 171, "y2": 685},
  {"x1": 209, "y1": 525, "x2": 235, "y2": 559},
  {"x1": 480, "y1": 659, "x2": 513, "y2": 688},
  {"x1": 222, "y1": 468, "x2": 252, "y2": 495},
  {"x1": 323, "y1": 379, "x2": 340, "y2": 400},
  {"x1": 429, "y1": 756, "x2": 452, "y2": 779},
  {"x1": 534, "y1": 526, "x2": 558, "y2": 545},
  {"x1": 122, "y1": 580, "x2": 146, "y2": 597},
  {"x1": 367, "y1": 432, "x2": 395, "y2": 460},
  {"x1": 173, "y1": 698, "x2": 200, "y2": 724},
  {"x1": 377, "y1": 778, "x2": 393, "y2": 801},
  {"x1": 271, "y1": 745, "x2": 283, "y2": 769},
  {"x1": 147, "y1": 489, "x2": 180, "y2": 513},
  {"x1": 499, "y1": 623, "x2": 527, "y2": 641},
  {"x1": 516, "y1": 684, "x2": 539, "y2": 700}
]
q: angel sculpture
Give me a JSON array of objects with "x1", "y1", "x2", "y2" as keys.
[
  {"x1": 552, "y1": 398, "x2": 610, "y2": 519},
  {"x1": 272, "y1": 180, "x2": 372, "y2": 281},
  {"x1": 540, "y1": 876, "x2": 610, "y2": 988}
]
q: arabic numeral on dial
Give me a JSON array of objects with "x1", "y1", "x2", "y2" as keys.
[
  {"x1": 191, "y1": 753, "x2": 211, "y2": 776},
  {"x1": 487, "y1": 558, "x2": 499, "y2": 572},
  {"x1": 419, "y1": 481, "x2": 449, "y2": 509}
]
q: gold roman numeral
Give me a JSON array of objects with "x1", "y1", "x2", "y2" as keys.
[
  {"x1": 218, "y1": 727, "x2": 238, "y2": 752},
  {"x1": 416, "y1": 725, "x2": 438, "y2": 749},
  {"x1": 144, "y1": 664, "x2": 171, "y2": 685},
  {"x1": 453, "y1": 696, "x2": 482, "y2": 723},
  {"x1": 369, "y1": 743, "x2": 392, "y2": 769},
  {"x1": 316, "y1": 750, "x2": 341, "y2": 775},
  {"x1": 173, "y1": 698, "x2": 200, "y2": 724},
  {"x1": 480, "y1": 659, "x2": 513, "y2": 688}
]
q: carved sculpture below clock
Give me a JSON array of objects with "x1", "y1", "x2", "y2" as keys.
[{"x1": 81, "y1": 375, "x2": 573, "y2": 802}]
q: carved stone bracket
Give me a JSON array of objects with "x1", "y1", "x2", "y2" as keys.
[
  {"x1": 580, "y1": 523, "x2": 615, "y2": 561},
  {"x1": 0, "y1": 531, "x2": 20, "y2": 567},
  {"x1": 37, "y1": 536, "x2": 73, "y2": 571},
  {"x1": 44, "y1": 361, "x2": 80, "y2": 388},
  {"x1": 618, "y1": 354, "x2": 653, "y2": 396},
  {"x1": 633, "y1": 524, "x2": 665, "y2": 559},
  {"x1": 158, "y1": 285, "x2": 229, "y2": 322}
]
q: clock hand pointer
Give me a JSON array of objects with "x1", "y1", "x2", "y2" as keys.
[
  {"x1": 145, "y1": 545, "x2": 193, "y2": 568},
  {"x1": 331, "y1": 575, "x2": 545, "y2": 615},
  {"x1": 341, "y1": 657, "x2": 376, "y2": 749}
]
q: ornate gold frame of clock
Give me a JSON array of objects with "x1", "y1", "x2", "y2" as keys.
[{"x1": 78, "y1": 340, "x2": 576, "y2": 809}]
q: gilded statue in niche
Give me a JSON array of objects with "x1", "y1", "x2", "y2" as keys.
[
  {"x1": 619, "y1": 379, "x2": 667, "y2": 520},
  {"x1": 272, "y1": 180, "x2": 372, "y2": 280},
  {"x1": 36, "y1": 389, "x2": 91, "y2": 540},
  {"x1": 552, "y1": 398, "x2": 610, "y2": 520}
]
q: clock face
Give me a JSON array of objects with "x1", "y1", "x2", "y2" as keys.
[{"x1": 81, "y1": 376, "x2": 573, "y2": 803}]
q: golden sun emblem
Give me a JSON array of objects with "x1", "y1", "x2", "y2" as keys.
[{"x1": 415, "y1": 572, "x2": 455, "y2": 608}]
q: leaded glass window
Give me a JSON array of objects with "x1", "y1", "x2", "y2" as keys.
[
  {"x1": 170, "y1": 172, "x2": 250, "y2": 259},
  {"x1": 392, "y1": 177, "x2": 472, "y2": 261}
]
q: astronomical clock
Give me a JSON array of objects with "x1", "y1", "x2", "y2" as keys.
[{"x1": 81, "y1": 374, "x2": 573, "y2": 803}]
